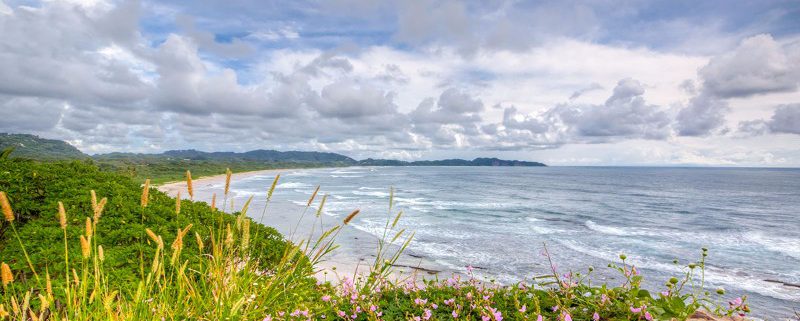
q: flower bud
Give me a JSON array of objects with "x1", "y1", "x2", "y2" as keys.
[
  {"x1": 716, "y1": 288, "x2": 725, "y2": 295},
  {"x1": 619, "y1": 254, "x2": 627, "y2": 260},
  {"x1": 669, "y1": 277, "x2": 678, "y2": 284}
]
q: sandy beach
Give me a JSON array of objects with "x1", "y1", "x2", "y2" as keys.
[
  {"x1": 156, "y1": 167, "x2": 449, "y2": 284},
  {"x1": 157, "y1": 168, "x2": 286, "y2": 198}
]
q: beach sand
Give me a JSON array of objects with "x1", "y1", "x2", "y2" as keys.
[{"x1": 157, "y1": 168, "x2": 449, "y2": 284}]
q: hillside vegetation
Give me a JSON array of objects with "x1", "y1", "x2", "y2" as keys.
[
  {"x1": 1, "y1": 133, "x2": 546, "y2": 185},
  {"x1": 0, "y1": 134, "x2": 88, "y2": 160},
  {"x1": 0, "y1": 156, "x2": 750, "y2": 320}
]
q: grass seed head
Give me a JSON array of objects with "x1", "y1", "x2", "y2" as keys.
[
  {"x1": 57, "y1": 201, "x2": 67, "y2": 229},
  {"x1": 0, "y1": 191, "x2": 14, "y2": 222},
  {"x1": 344, "y1": 209, "x2": 360, "y2": 225},
  {"x1": 224, "y1": 168, "x2": 232, "y2": 196},
  {"x1": 141, "y1": 179, "x2": 151, "y2": 207},
  {"x1": 175, "y1": 191, "x2": 181, "y2": 215},
  {"x1": 1, "y1": 263, "x2": 12, "y2": 286},
  {"x1": 80, "y1": 235, "x2": 90, "y2": 259},
  {"x1": 186, "y1": 170, "x2": 193, "y2": 200}
]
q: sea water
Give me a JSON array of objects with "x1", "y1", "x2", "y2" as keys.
[{"x1": 205, "y1": 166, "x2": 799, "y2": 319}]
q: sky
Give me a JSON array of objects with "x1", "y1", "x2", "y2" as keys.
[{"x1": 0, "y1": 0, "x2": 799, "y2": 166}]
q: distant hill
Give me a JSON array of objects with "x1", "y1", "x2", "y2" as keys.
[
  {"x1": 0, "y1": 133, "x2": 546, "y2": 182},
  {"x1": 358, "y1": 157, "x2": 546, "y2": 167},
  {"x1": 0, "y1": 133, "x2": 88, "y2": 160}
]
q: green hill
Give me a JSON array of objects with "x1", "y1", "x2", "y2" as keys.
[
  {"x1": 0, "y1": 158, "x2": 293, "y2": 288},
  {"x1": 0, "y1": 133, "x2": 88, "y2": 160}
]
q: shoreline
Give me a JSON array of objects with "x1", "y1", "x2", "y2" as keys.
[
  {"x1": 156, "y1": 167, "x2": 449, "y2": 284},
  {"x1": 157, "y1": 168, "x2": 289, "y2": 197}
]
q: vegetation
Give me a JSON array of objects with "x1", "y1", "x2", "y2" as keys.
[
  {"x1": 0, "y1": 134, "x2": 87, "y2": 160},
  {"x1": 1, "y1": 133, "x2": 546, "y2": 185},
  {"x1": 0, "y1": 157, "x2": 749, "y2": 320},
  {"x1": 0, "y1": 158, "x2": 293, "y2": 288}
]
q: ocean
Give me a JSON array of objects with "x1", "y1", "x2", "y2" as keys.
[{"x1": 198, "y1": 166, "x2": 800, "y2": 319}]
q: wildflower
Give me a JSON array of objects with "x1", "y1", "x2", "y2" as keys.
[
  {"x1": 452, "y1": 310, "x2": 458, "y2": 318},
  {"x1": 432, "y1": 304, "x2": 438, "y2": 309},
  {"x1": 423, "y1": 309, "x2": 432, "y2": 320},
  {"x1": 519, "y1": 305, "x2": 527, "y2": 313},
  {"x1": 370, "y1": 305, "x2": 377, "y2": 312},
  {"x1": 630, "y1": 306, "x2": 642, "y2": 313},
  {"x1": 414, "y1": 298, "x2": 428, "y2": 305},
  {"x1": 729, "y1": 297, "x2": 743, "y2": 307},
  {"x1": 552, "y1": 306, "x2": 559, "y2": 312},
  {"x1": 593, "y1": 312, "x2": 600, "y2": 321},
  {"x1": 467, "y1": 265, "x2": 474, "y2": 273},
  {"x1": 564, "y1": 313, "x2": 572, "y2": 321},
  {"x1": 263, "y1": 316, "x2": 272, "y2": 321},
  {"x1": 645, "y1": 312, "x2": 653, "y2": 321},
  {"x1": 321, "y1": 295, "x2": 331, "y2": 302},
  {"x1": 537, "y1": 315, "x2": 543, "y2": 321}
]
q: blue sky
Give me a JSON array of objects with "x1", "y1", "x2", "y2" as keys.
[{"x1": 0, "y1": 0, "x2": 799, "y2": 166}]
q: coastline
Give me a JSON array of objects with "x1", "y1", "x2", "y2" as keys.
[
  {"x1": 157, "y1": 168, "x2": 288, "y2": 197},
  {"x1": 156, "y1": 167, "x2": 449, "y2": 284}
]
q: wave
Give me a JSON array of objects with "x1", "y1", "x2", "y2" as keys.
[
  {"x1": 330, "y1": 175, "x2": 365, "y2": 178},
  {"x1": 277, "y1": 182, "x2": 312, "y2": 189},
  {"x1": 352, "y1": 190, "x2": 390, "y2": 197},
  {"x1": 585, "y1": 220, "x2": 656, "y2": 237},
  {"x1": 745, "y1": 233, "x2": 800, "y2": 260},
  {"x1": 557, "y1": 239, "x2": 800, "y2": 302}
]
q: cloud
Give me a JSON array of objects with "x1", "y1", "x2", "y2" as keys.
[
  {"x1": 739, "y1": 104, "x2": 800, "y2": 136},
  {"x1": 569, "y1": 83, "x2": 603, "y2": 100},
  {"x1": 699, "y1": 34, "x2": 800, "y2": 98},
  {"x1": 675, "y1": 34, "x2": 800, "y2": 136},
  {"x1": 675, "y1": 94, "x2": 730, "y2": 136},
  {"x1": 1, "y1": 0, "x2": 799, "y2": 166},
  {"x1": 176, "y1": 15, "x2": 255, "y2": 58}
]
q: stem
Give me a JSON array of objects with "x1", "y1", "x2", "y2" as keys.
[{"x1": 11, "y1": 222, "x2": 40, "y2": 283}]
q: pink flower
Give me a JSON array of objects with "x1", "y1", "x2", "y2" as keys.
[
  {"x1": 321, "y1": 295, "x2": 331, "y2": 302},
  {"x1": 630, "y1": 306, "x2": 642, "y2": 314},
  {"x1": 263, "y1": 316, "x2": 272, "y2": 321},
  {"x1": 537, "y1": 315, "x2": 543, "y2": 321},
  {"x1": 593, "y1": 312, "x2": 600, "y2": 321},
  {"x1": 645, "y1": 312, "x2": 653, "y2": 321},
  {"x1": 452, "y1": 310, "x2": 459, "y2": 318},
  {"x1": 370, "y1": 305, "x2": 377, "y2": 312},
  {"x1": 423, "y1": 309, "x2": 432, "y2": 320},
  {"x1": 467, "y1": 265, "x2": 474, "y2": 273},
  {"x1": 415, "y1": 298, "x2": 428, "y2": 305},
  {"x1": 519, "y1": 305, "x2": 527, "y2": 313},
  {"x1": 552, "y1": 306, "x2": 559, "y2": 312},
  {"x1": 483, "y1": 316, "x2": 491, "y2": 321},
  {"x1": 564, "y1": 313, "x2": 572, "y2": 321},
  {"x1": 729, "y1": 297, "x2": 743, "y2": 307}
]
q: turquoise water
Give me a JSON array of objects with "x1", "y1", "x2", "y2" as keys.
[{"x1": 212, "y1": 166, "x2": 799, "y2": 319}]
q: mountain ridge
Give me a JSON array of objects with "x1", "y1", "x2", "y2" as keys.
[{"x1": 0, "y1": 133, "x2": 546, "y2": 167}]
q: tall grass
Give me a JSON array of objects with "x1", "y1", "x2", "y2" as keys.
[{"x1": 0, "y1": 170, "x2": 752, "y2": 320}]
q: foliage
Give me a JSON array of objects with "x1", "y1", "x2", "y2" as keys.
[
  {"x1": 0, "y1": 134, "x2": 87, "y2": 160},
  {"x1": 0, "y1": 159, "x2": 748, "y2": 320},
  {"x1": 0, "y1": 158, "x2": 292, "y2": 289}
]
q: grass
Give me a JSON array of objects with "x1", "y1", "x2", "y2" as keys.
[{"x1": 0, "y1": 160, "x2": 752, "y2": 320}]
